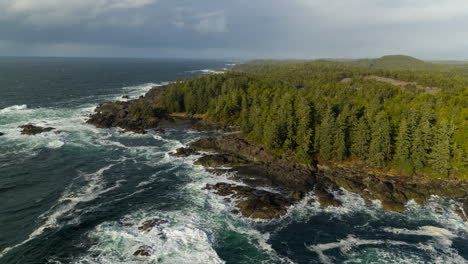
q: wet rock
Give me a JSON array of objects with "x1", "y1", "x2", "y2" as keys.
[
  {"x1": 204, "y1": 183, "x2": 294, "y2": 219},
  {"x1": 286, "y1": 191, "x2": 304, "y2": 201},
  {"x1": 19, "y1": 124, "x2": 55, "y2": 135},
  {"x1": 454, "y1": 205, "x2": 467, "y2": 222},
  {"x1": 154, "y1": 128, "x2": 166, "y2": 134},
  {"x1": 381, "y1": 201, "x2": 406, "y2": 213},
  {"x1": 133, "y1": 246, "x2": 152, "y2": 257},
  {"x1": 138, "y1": 218, "x2": 168, "y2": 232},
  {"x1": 191, "y1": 133, "x2": 468, "y2": 218},
  {"x1": 314, "y1": 184, "x2": 342, "y2": 209},
  {"x1": 194, "y1": 154, "x2": 249, "y2": 167},
  {"x1": 170, "y1": 147, "x2": 199, "y2": 157},
  {"x1": 317, "y1": 166, "x2": 468, "y2": 213},
  {"x1": 122, "y1": 95, "x2": 130, "y2": 99},
  {"x1": 307, "y1": 198, "x2": 316, "y2": 206},
  {"x1": 189, "y1": 135, "x2": 316, "y2": 192},
  {"x1": 0, "y1": 132, "x2": 4, "y2": 136}
]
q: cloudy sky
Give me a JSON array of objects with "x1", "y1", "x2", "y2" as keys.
[{"x1": 0, "y1": 0, "x2": 467, "y2": 59}]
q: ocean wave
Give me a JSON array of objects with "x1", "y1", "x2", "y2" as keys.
[
  {"x1": 74, "y1": 211, "x2": 224, "y2": 264},
  {"x1": 117, "y1": 82, "x2": 170, "y2": 101},
  {"x1": 0, "y1": 104, "x2": 28, "y2": 114},
  {"x1": 0, "y1": 164, "x2": 118, "y2": 259},
  {"x1": 307, "y1": 227, "x2": 466, "y2": 264}
]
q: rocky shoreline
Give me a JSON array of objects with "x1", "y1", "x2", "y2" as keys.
[
  {"x1": 86, "y1": 85, "x2": 468, "y2": 221},
  {"x1": 173, "y1": 134, "x2": 468, "y2": 220}
]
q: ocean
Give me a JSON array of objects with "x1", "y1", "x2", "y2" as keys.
[{"x1": 0, "y1": 57, "x2": 466, "y2": 264}]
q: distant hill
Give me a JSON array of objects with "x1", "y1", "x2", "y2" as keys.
[
  {"x1": 236, "y1": 55, "x2": 468, "y2": 73},
  {"x1": 341, "y1": 55, "x2": 445, "y2": 71}
]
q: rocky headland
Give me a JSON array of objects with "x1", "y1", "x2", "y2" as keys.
[
  {"x1": 178, "y1": 134, "x2": 468, "y2": 220},
  {"x1": 86, "y1": 85, "x2": 468, "y2": 221}
]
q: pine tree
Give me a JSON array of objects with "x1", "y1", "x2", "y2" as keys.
[
  {"x1": 333, "y1": 113, "x2": 348, "y2": 161},
  {"x1": 369, "y1": 112, "x2": 392, "y2": 167},
  {"x1": 429, "y1": 121, "x2": 452, "y2": 177},
  {"x1": 317, "y1": 107, "x2": 335, "y2": 160},
  {"x1": 295, "y1": 98, "x2": 314, "y2": 162},
  {"x1": 239, "y1": 95, "x2": 252, "y2": 132},
  {"x1": 281, "y1": 94, "x2": 298, "y2": 150},
  {"x1": 411, "y1": 114, "x2": 432, "y2": 170},
  {"x1": 350, "y1": 116, "x2": 371, "y2": 160},
  {"x1": 394, "y1": 117, "x2": 413, "y2": 171}
]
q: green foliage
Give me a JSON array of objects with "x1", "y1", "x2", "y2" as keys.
[
  {"x1": 316, "y1": 107, "x2": 336, "y2": 160},
  {"x1": 129, "y1": 103, "x2": 166, "y2": 119},
  {"x1": 333, "y1": 113, "x2": 348, "y2": 161},
  {"x1": 350, "y1": 116, "x2": 371, "y2": 160},
  {"x1": 158, "y1": 61, "x2": 467, "y2": 177},
  {"x1": 369, "y1": 112, "x2": 392, "y2": 168},
  {"x1": 429, "y1": 121, "x2": 453, "y2": 177},
  {"x1": 394, "y1": 117, "x2": 413, "y2": 172},
  {"x1": 295, "y1": 98, "x2": 315, "y2": 162}
]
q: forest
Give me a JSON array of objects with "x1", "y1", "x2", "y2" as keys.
[{"x1": 159, "y1": 58, "x2": 467, "y2": 179}]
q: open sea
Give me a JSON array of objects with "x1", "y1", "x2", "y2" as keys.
[{"x1": 0, "y1": 57, "x2": 466, "y2": 264}]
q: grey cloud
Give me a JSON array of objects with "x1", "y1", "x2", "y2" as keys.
[{"x1": 0, "y1": 0, "x2": 467, "y2": 59}]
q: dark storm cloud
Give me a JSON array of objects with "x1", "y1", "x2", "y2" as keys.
[{"x1": 0, "y1": 0, "x2": 467, "y2": 59}]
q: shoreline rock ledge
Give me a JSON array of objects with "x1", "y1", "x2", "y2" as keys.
[{"x1": 180, "y1": 134, "x2": 468, "y2": 220}]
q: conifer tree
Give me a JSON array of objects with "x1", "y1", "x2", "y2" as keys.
[
  {"x1": 411, "y1": 115, "x2": 432, "y2": 170},
  {"x1": 295, "y1": 98, "x2": 314, "y2": 162},
  {"x1": 350, "y1": 116, "x2": 371, "y2": 160},
  {"x1": 317, "y1": 107, "x2": 336, "y2": 160},
  {"x1": 429, "y1": 121, "x2": 452, "y2": 177},
  {"x1": 394, "y1": 117, "x2": 413, "y2": 171},
  {"x1": 369, "y1": 112, "x2": 392, "y2": 167},
  {"x1": 239, "y1": 96, "x2": 252, "y2": 132},
  {"x1": 333, "y1": 113, "x2": 348, "y2": 161},
  {"x1": 281, "y1": 94, "x2": 298, "y2": 150}
]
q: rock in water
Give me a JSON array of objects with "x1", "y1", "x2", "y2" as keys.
[
  {"x1": 18, "y1": 124, "x2": 55, "y2": 135},
  {"x1": 154, "y1": 128, "x2": 166, "y2": 134},
  {"x1": 133, "y1": 246, "x2": 153, "y2": 257},
  {"x1": 204, "y1": 183, "x2": 295, "y2": 219},
  {"x1": 194, "y1": 154, "x2": 249, "y2": 167},
  {"x1": 138, "y1": 218, "x2": 168, "y2": 232},
  {"x1": 0, "y1": 132, "x2": 4, "y2": 136},
  {"x1": 169, "y1": 147, "x2": 199, "y2": 157}
]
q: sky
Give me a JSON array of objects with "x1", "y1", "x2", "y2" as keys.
[{"x1": 0, "y1": 0, "x2": 467, "y2": 59}]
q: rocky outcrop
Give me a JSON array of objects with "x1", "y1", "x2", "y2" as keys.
[
  {"x1": 86, "y1": 85, "x2": 167, "y2": 133},
  {"x1": 189, "y1": 134, "x2": 315, "y2": 192},
  {"x1": 133, "y1": 245, "x2": 153, "y2": 257},
  {"x1": 180, "y1": 134, "x2": 468, "y2": 220},
  {"x1": 182, "y1": 134, "x2": 317, "y2": 219},
  {"x1": 19, "y1": 124, "x2": 55, "y2": 135},
  {"x1": 194, "y1": 154, "x2": 250, "y2": 167},
  {"x1": 316, "y1": 166, "x2": 468, "y2": 213},
  {"x1": 203, "y1": 183, "x2": 299, "y2": 219},
  {"x1": 169, "y1": 147, "x2": 200, "y2": 157},
  {"x1": 138, "y1": 218, "x2": 168, "y2": 232}
]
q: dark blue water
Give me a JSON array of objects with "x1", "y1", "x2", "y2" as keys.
[{"x1": 0, "y1": 57, "x2": 466, "y2": 264}]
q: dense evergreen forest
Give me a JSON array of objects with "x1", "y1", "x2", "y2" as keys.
[{"x1": 159, "y1": 57, "x2": 467, "y2": 179}]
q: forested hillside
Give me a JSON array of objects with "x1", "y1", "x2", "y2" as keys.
[{"x1": 159, "y1": 61, "x2": 467, "y2": 179}]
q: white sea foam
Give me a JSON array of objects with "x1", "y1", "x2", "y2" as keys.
[
  {"x1": 74, "y1": 211, "x2": 225, "y2": 264},
  {"x1": 0, "y1": 104, "x2": 28, "y2": 114},
  {"x1": 0, "y1": 164, "x2": 117, "y2": 259},
  {"x1": 118, "y1": 82, "x2": 170, "y2": 101},
  {"x1": 306, "y1": 225, "x2": 465, "y2": 264}
]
